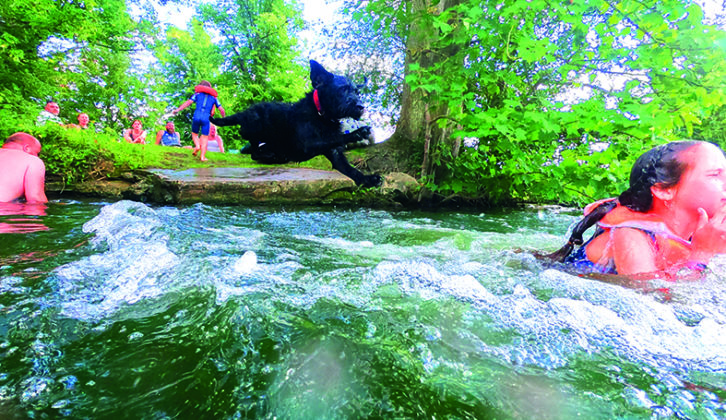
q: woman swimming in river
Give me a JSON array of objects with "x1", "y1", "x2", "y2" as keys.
[{"x1": 548, "y1": 140, "x2": 726, "y2": 278}]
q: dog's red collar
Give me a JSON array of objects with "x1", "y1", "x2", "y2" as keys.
[{"x1": 313, "y1": 89, "x2": 324, "y2": 116}]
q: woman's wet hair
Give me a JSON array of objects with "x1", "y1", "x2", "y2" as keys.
[
  {"x1": 547, "y1": 140, "x2": 703, "y2": 262},
  {"x1": 199, "y1": 80, "x2": 212, "y2": 87},
  {"x1": 618, "y1": 141, "x2": 700, "y2": 212}
]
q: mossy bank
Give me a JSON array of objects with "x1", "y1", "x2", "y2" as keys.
[{"x1": 31, "y1": 125, "x2": 420, "y2": 207}]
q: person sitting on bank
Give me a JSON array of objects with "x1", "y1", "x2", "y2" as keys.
[
  {"x1": 205, "y1": 124, "x2": 224, "y2": 153},
  {"x1": 77, "y1": 113, "x2": 90, "y2": 129},
  {"x1": 36, "y1": 101, "x2": 63, "y2": 126},
  {"x1": 548, "y1": 140, "x2": 726, "y2": 278},
  {"x1": 123, "y1": 120, "x2": 147, "y2": 144},
  {"x1": 155, "y1": 122, "x2": 185, "y2": 147},
  {"x1": 0, "y1": 133, "x2": 48, "y2": 203},
  {"x1": 68, "y1": 113, "x2": 90, "y2": 130}
]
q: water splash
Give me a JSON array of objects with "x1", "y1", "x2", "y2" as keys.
[
  {"x1": 5, "y1": 200, "x2": 725, "y2": 418},
  {"x1": 50, "y1": 201, "x2": 179, "y2": 321}
]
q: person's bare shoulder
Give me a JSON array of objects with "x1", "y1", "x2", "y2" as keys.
[
  {"x1": 1, "y1": 148, "x2": 42, "y2": 163},
  {"x1": 25, "y1": 154, "x2": 46, "y2": 171}
]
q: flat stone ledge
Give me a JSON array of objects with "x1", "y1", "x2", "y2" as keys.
[
  {"x1": 149, "y1": 167, "x2": 354, "y2": 184},
  {"x1": 48, "y1": 167, "x2": 419, "y2": 206},
  {"x1": 147, "y1": 167, "x2": 357, "y2": 205}
]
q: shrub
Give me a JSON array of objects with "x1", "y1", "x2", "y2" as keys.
[{"x1": 13, "y1": 125, "x2": 165, "y2": 185}]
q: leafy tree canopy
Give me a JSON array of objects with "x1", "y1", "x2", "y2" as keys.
[
  {"x1": 2, "y1": 0, "x2": 726, "y2": 206},
  {"x1": 0, "y1": 0, "x2": 142, "y2": 126},
  {"x1": 346, "y1": 0, "x2": 726, "y2": 204}
]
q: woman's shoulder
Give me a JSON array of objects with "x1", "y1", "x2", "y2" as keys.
[
  {"x1": 599, "y1": 206, "x2": 667, "y2": 235},
  {"x1": 611, "y1": 226, "x2": 655, "y2": 242}
]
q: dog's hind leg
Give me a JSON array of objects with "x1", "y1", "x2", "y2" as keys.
[
  {"x1": 324, "y1": 147, "x2": 382, "y2": 188},
  {"x1": 301, "y1": 127, "x2": 373, "y2": 157},
  {"x1": 251, "y1": 144, "x2": 289, "y2": 164}
]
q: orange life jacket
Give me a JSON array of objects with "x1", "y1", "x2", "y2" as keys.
[
  {"x1": 586, "y1": 201, "x2": 691, "y2": 268},
  {"x1": 194, "y1": 85, "x2": 218, "y2": 97}
]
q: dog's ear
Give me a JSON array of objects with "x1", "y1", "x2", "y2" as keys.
[{"x1": 310, "y1": 60, "x2": 333, "y2": 89}]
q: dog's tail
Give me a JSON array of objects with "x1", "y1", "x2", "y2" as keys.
[{"x1": 210, "y1": 114, "x2": 244, "y2": 127}]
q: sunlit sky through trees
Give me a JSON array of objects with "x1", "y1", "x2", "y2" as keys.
[
  {"x1": 152, "y1": 0, "x2": 344, "y2": 66},
  {"x1": 140, "y1": 0, "x2": 395, "y2": 139},
  {"x1": 134, "y1": 0, "x2": 725, "y2": 142}
]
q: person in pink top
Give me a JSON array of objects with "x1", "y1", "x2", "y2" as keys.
[{"x1": 0, "y1": 132, "x2": 48, "y2": 203}]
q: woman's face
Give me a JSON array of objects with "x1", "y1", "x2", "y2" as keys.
[
  {"x1": 132, "y1": 120, "x2": 142, "y2": 130},
  {"x1": 78, "y1": 114, "x2": 89, "y2": 126},
  {"x1": 671, "y1": 142, "x2": 726, "y2": 217}
]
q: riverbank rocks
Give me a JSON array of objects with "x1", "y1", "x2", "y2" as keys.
[
  {"x1": 382, "y1": 172, "x2": 419, "y2": 194},
  {"x1": 46, "y1": 167, "x2": 421, "y2": 207}
]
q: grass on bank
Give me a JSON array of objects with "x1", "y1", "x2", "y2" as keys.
[{"x1": 27, "y1": 124, "x2": 335, "y2": 185}]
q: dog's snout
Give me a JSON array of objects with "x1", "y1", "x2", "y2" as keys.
[{"x1": 355, "y1": 104, "x2": 364, "y2": 112}]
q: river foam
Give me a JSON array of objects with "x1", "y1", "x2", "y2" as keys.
[{"x1": 31, "y1": 200, "x2": 726, "y2": 418}]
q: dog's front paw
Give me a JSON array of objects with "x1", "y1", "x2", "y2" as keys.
[
  {"x1": 350, "y1": 126, "x2": 373, "y2": 142},
  {"x1": 359, "y1": 174, "x2": 383, "y2": 188}
]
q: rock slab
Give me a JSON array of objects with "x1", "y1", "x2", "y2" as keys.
[
  {"x1": 148, "y1": 167, "x2": 356, "y2": 204},
  {"x1": 47, "y1": 167, "x2": 420, "y2": 206}
]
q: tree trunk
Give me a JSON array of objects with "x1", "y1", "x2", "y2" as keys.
[{"x1": 362, "y1": 0, "x2": 464, "y2": 185}]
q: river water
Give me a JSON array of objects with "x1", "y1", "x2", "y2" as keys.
[{"x1": 0, "y1": 199, "x2": 725, "y2": 419}]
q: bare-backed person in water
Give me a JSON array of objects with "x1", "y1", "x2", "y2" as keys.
[{"x1": 0, "y1": 132, "x2": 48, "y2": 203}]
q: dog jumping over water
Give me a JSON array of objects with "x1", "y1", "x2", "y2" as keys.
[{"x1": 210, "y1": 60, "x2": 382, "y2": 188}]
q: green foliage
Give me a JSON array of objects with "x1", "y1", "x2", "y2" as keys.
[
  {"x1": 360, "y1": 0, "x2": 726, "y2": 205},
  {"x1": 322, "y1": 1, "x2": 406, "y2": 117},
  {"x1": 196, "y1": 0, "x2": 307, "y2": 103},
  {"x1": 0, "y1": 0, "x2": 157, "y2": 132},
  {"x1": 152, "y1": 19, "x2": 224, "y2": 108},
  {"x1": 693, "y1": 104, "x2": 726, "y2": 147},
  {"x1": 35, "y1": 127, "x2": 106, "y2": 185},
  {"x1": 191, "y1": 0, "x2": 308, "y2": 149},
  {"x1": 150, "y1": 18, "x2": 228, "y2": 144},
  {"x1": 147, "y1": 0, "x2": 309, "y2": 150},
  {"x1": 5, "y1": 0, "x2": 725, "y2": 206},
  {"x1": 16, "y1": 124, "x2": 165, "y2": 184}
]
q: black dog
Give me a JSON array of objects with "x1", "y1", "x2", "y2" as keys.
[{"x1": 210, "y1": 60, "x2": 382, "y2": 188}]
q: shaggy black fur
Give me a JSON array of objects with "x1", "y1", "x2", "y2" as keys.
[{"x1": 210, "y1": 60, "x2": 382, "y2": 188}]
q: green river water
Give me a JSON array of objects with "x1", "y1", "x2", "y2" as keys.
[{"x1": 0, "y1": 199, "x2": 725, "y2": 419}]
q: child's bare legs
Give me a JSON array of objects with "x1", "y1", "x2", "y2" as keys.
[
  {"x1": 191, "y1": 133, "x2": 200, "y2": 156},
  {"x1": 200, "y1": 135, "x2": 209, "y2": 161}
]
